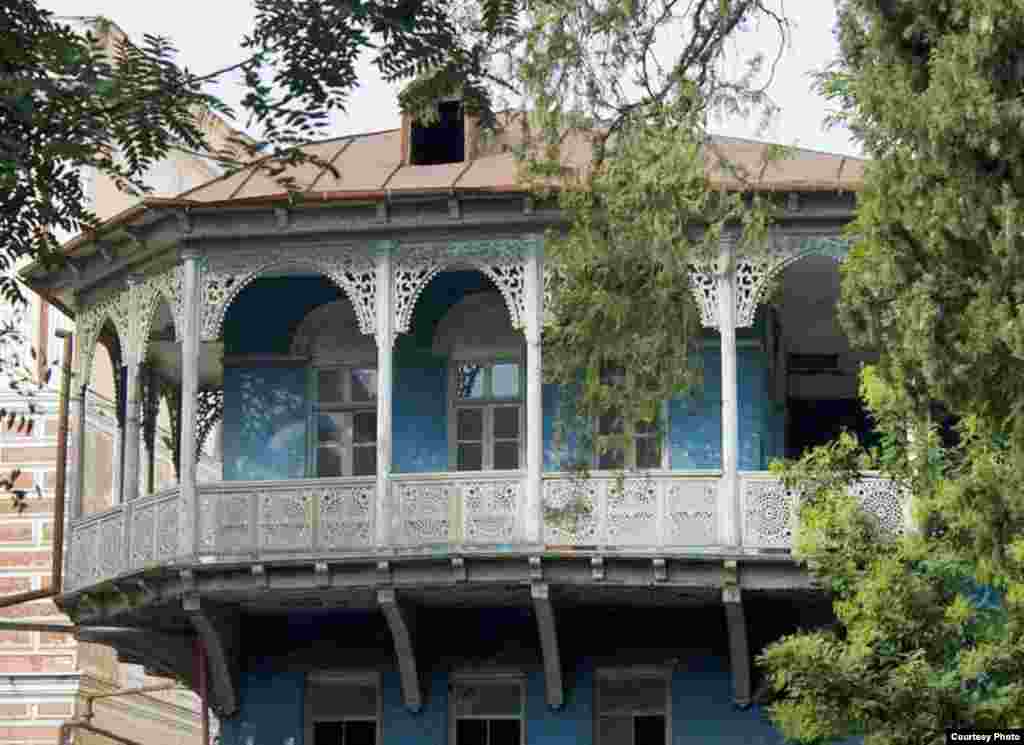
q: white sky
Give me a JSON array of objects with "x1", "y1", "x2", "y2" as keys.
[{"x1": 42, "y1": 0, "x2": 859, "y2": 157}]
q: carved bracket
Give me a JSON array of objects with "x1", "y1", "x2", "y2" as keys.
[
  {"x1": 378, "y1": 588, "x2": 422, "y2": 712},
  {"x1": 195, "y1": 386, "x2": 224, "y2": 460},
  {"x1": 531, "y1": 582, "x2": 564, "y2": 709},
  {"x1": 184, "y1": 597, "x2": 241, "y2": 717},
  {"x1": 721, "y1": 560, "x2": 751, "y2": 707}
]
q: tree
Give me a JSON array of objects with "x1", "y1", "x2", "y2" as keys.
[
  {"x1": 0, "y1": 0, "x2": 520, "y2": 303},
  {"x1": 518, "y1": 0, "x2": 788, "y2": 457},
  {"x1": 758, "y1": 1, "x2": 1024, "y2": 741}
]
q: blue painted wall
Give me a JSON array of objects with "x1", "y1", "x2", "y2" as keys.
[
  {"x1": 218, "y1": 657, "x2": 805, "y2": 745},
  {"x1": 220, "y1": 273, "x2": 784, "y2": 478}
]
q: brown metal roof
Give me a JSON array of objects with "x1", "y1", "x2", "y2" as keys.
[
  {"x1": 181, "y1": 126, "x2": 864, "y2": 204},
  {"x1": 56, "y1": 123, "x2": 865, "y2": 256}
]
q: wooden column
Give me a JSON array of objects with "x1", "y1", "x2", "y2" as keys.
[
  {"x1": 718, "y1": 236, "x2": 741, "y2": 547},
  {"x1": 375, "y1": 248, "x2": 394, "y2": 548},
  {"x1": 69, "y1": 385, "x2": 87, "y2": 521},
  {"x1": 524, "y1": 248, "x2": 543, "y2": 544},
  {"x1": 178, "y1": 249, "x2": 203, "y2": 558}
]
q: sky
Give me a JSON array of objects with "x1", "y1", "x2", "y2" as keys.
[{"x1": 41, "y1": 0, "x2": 860, "y2": 157}]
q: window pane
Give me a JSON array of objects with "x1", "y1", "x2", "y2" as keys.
[
  {"x1": 457, "y1": 408, "x2": 484, "y2": 441},
  {"x1": 490, "y1": 720, "x2": 521, "y2": 745},
  {"x1": 493, "y1": 407, "x2": 519, "y2": 439},
  {"x1": 353, "y1": 446, "x2": 376, "y2": 476},
  {"x1": 456, "y1": 719, "x2": 487, "y2": 745},
  {"x1": 351, "y1": 369, "x2": 378, "y2": 402},
  {"x1": 353, "y1": 411, "x2": 377, "y2": 444},
  {"x1": 345, "y1": 721, "x2": 377, "y2": 745},
  {"x1": 492, "y1": 363, "x2": 521, "y2": 398},
  {"x1": 314, "y1": 721, "x2": 345, "y2": 745},
  {"x1": 634, "y1": 716, "x2": 665, "y2": 745},
  {"x1": 318, "y1": 413, "x2": 344, "y2": 444},
  {"x1": 493, "y1": 442, "x2": 519, "y2": 470},
  {"x1": 457, "y1": 365, "x2": 486, "y2": 399},
  {"x1": 318, "y1": 447, "x2": 342, "y2": 477},
  {"x1": 318, "y1": 369, "x2": 344, "y2": 403},
  {"x1": 636, "y1": 437, "x2": 661, "y2": 469},
  {"x1": 599, "y1": 716, "x2": 633, "y2": 745},
  {"x1": 458, "y1": 443, "x2": 483, "y2": 471}
]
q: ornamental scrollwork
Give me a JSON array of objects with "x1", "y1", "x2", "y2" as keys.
[
  {"x1": 687, "y1": 264, "x2": 718, "y2": 328},
  {"x1": 733, "y1": 233, "x2": 852, "y2": 328},
  {"x1": 200, "y1": 247, "x2": 377, "y2": 341},
  {"x1": 76, "y1": 288, "x2": 132, "y2": 389},
  {"x1": 393, "y1": 238, "x2": 539, "y2": 337},
  {"x1": 136, "y1": 267, "x2": 183, "y2": 362},
  {"x1": 195, "y1": 386, "x2": 224, "y2": 461}
]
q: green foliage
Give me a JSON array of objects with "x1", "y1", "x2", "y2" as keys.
[
  {"x1": 517, "y1": 0, "x2": 786, "y2": 452},
  {"x1": 761, "y1": 4, "x2": 1024, "y2": 732}
]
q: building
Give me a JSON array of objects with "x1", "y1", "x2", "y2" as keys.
[
  {"x1": 0, "y1": 17, "x2": 237, "y2": 743},
  {"x1": 20, "y1": 104, "x2": 903, "y2": 744}
]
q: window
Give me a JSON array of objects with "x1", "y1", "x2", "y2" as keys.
[
  {"x1": 307, "y1": 673, "x2": 380, "y2": 745},
  {"x1": 316, "y1": 367, "x2": 377, "y2": 477},
  {"x1": 596, "y1": 671, "x2": 670, "y2": 745},
  {"x1": 452, "y1": 361, "x2": 523, "y2": 471},
  {"x1": 594, "y1": 369, "x2": 664, "y2": 471},
  {"x1": 450, "y1": 677, "x2": 524, "y2": 745}
]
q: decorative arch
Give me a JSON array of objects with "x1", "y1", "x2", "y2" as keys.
[
  {"x1": 735, "y1": 235, "x2": 852, "y2": 329},
  {"x1": 136, "y1": 267, "x2": 183, "y2": 363},
  {"x1": 77, "y1": 289, "x2": 132, "y2": 390},
  {"x1": 393, "y1": 238, "x2": 536, "y2": 338},
  {"x1": 201, "y1": 250, "x2": 376, "y2": 342}
]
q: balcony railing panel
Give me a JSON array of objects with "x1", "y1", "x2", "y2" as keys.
[
  {"x1": 196, "y1": 477, "x2": 376, "y2": 559},
  {"x1": 739, "y1": 472, "x2": 909, "y2": 550},
  {"x1": 542, "y1": 472, "x2": 720, "y2": 550},
  {"x1": 391, "y1": 471, "x2": 524, "y2": 549},
  {"x1": 128, "y1": 487, "x2": 180, "y2": 572}
]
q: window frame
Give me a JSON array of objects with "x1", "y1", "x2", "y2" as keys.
[
  {"x1": 448, "y1": 360, "x2": 525, "y2": 472},
  {"x1": 592, "y1": 401, "x2": 670, "y2": 472},
  {"x1": 593, "y1": 666, "x2": 672, "y2": 745},
  {"x1": 313, "y1": 365, "x2": 378, "y2": 478},
  {"x1": 448, "y1": 672, "x2": 527, "y2": 745},
  {"x1": 304, "y1": 671, "x2": 382, "y2": 745}
]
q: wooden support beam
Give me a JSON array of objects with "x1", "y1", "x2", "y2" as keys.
[
  {"x1": 184, "y1": 597, "x2": 240, "y2": 717},
  {"x1": 531, "y1": 583, "x2": 564, "y2": 709},
  {"x1": 377, "y1": 588, "x2": 422, "y2": 712},
  {"x1": 722, "y1": 560, "x2": 751, "y2": 707}
]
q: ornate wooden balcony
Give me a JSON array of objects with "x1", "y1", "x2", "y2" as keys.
[{"x1": 62, "y1": 471, "x2": 907, "y2": 595}]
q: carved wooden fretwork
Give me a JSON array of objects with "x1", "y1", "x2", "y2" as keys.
[
  {"x1": 200, "y1": 247, "x2": 376, "y2": 341},
  {"x1": 733, "y1": 234, "x2": 852, "y2": 328},
  {"x1": 195, "y1": 386, "x2": 224, "y2": 461},
  {"x1": 77, "y1": 288, "x2": 132, "y2": 389},
  {"x1": 685, "y1": 234, "x2": 852, "y2": 330},
  {"x1": 136, "y1": 266, "x2": 183, "y2": 362},
  {"x1": 392, "y1": 238, "x2": 541, "y2": 338}
]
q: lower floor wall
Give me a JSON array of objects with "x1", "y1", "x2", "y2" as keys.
[{"x1": 222, "y1": 656, "x2": 791, "y2": 745}]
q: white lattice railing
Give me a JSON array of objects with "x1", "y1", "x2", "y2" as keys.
[
  {"x1": 391, "y1": 471, "x2": 525, "y2": 548},
  {"x1": 740, "y1": 472, "x2": 909, "y2": 550},
  {"x1": 196, "y1": 477, "x2": 375, "y2": 558},
  {"x1": 542, "y1": 472, "x2": 719, "y2": 550},
  {"x1": 62, "y1": 471, "x2": 910, "y2": 593}
]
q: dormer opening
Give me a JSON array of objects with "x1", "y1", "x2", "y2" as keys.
[{"x1": 409, "y1": 100, "x2": 465, "y2": 165}]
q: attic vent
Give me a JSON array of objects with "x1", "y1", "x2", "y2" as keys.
[
  {"x1": 410, "y1": 100, "x2": 465, "y2": 165},
  {"x1": 788, "y1": 353, "x2": 840, "y2": 375}
]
